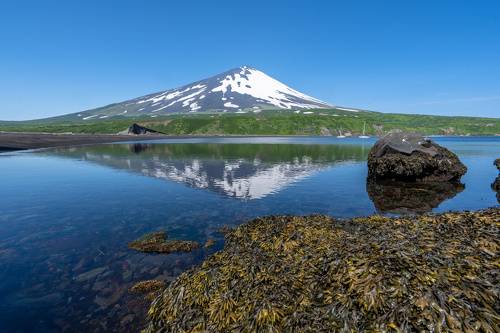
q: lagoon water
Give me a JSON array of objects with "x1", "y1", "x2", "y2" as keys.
[{"x1": 0, "y1": 136, "x2": 498, "y2": 332}]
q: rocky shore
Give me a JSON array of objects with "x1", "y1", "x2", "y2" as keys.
[
  {"x1": 144, "y1": 208, "x2": 499, "y2": 332},
  {"x1": 0, "y1": 132, "x2": 170, "y2": 151}
]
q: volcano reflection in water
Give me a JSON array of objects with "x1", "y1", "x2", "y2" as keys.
[{"x1": 49, "y1": 142, "x2": 367, "y2": 200}]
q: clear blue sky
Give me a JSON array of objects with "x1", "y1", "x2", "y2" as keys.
[{"x1": 0, "y1": 0, "x2": 499, "y2": 120}]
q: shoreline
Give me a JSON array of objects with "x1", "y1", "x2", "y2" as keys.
[
  {"x1": 1, "y1": 132, "x2": 498, "y2": 152},
  {"x1": 0, "y1": 132, "x2": 195, "y2": 151},
  {"x1": 0, "y1": 132, "x2": 370, "y2": 151}
]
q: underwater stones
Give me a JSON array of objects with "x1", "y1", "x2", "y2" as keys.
[
  {"x1": 366, "y1": 180, "x2": 464, "y2": 214},
  {"x1": 94, "y1": 288, "x2": 124, "y2": 309},
  {"x1": 128, "y1": 231, "x2": 200, "y2": 254},
  {"x1": 144, "y1": 208, "x2": 499, "y2": 332},
  {"x1": 367, "y1": 132, "x2": 467, "y2": 182},
  {"x1": 75, "y1": 267, "x2": 107, "y2": 282}
]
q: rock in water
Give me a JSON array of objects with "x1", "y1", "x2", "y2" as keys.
[
  {"x1": 118, "y1": 123, "x2": 161, "y2": 135},
  {"x1": 367, "y1": 132, "x2": 466, "y2": 182},
  {"x1": 492, "y1": 158, "x2": 500, "y2": 203}
]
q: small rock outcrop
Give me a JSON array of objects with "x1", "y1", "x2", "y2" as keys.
[
  {"x1": 118, "y1": 123, "x2": 161, "y2": 135},
  {"x1": 367, "y1": 132, "x2": 467, "y2": 182},
  {"x1": 319, "y1": 127, "x2": 332, "y2": 136},
  {"x1": 492, "y1": 158, "x2": 500, "y2": 203}
]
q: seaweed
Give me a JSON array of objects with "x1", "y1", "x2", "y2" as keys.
[
  {"x1": 216, "y1": 226, "x2": 233, "y2": 235},
  {"x1": 128, "y1": 231, "x2": 200, "y2": 254},
  {"x1": 129, "y1": 280, "x2": 166, "y2": 294},
  {"x1": 130, "y1": 280, "x2": 167, "y2": 302},
  {"x1": 144, "y1": 208, "x2": 500, "y2": 332}
]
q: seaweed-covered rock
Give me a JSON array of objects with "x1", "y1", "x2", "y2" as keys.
[
  {"x1": 129, "y1": 280, "x2": 166, "y2": 294},
  {"x1": 495, "y1": 158, "x2": 500, "y2": 171},
  {"x1": 130, "y1": 280, "x2": 167, "y2": 302},
  {"x1": 366, "y1": 180, "x2": 464, "y2": 214},
  {"x1": 128, "y1": 231, "x2": 200, "y2": 254},
  {"x1": 144, "y1": 208, "x2": 499, "y2": 332},
  {"x1": 367, "y1": 132, "x2": 467, "y2": 182}
]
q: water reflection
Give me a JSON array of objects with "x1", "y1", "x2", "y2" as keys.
[
  {"x1": 50, "y1": 143, "x2": 367, "y2": 200},
  {"x1": 1, "y1": 138, "x2": 497, "y2": 332},
  {"x1": 129, "y1": 143, "x2": 150, "y2": 154},
  {"x1": 366, "y1": 180, "x2": 465, "y2": 214}
]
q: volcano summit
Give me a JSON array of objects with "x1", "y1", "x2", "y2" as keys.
[{"x1": 71, "y1": 66, "x2": 332, "y2": 120}]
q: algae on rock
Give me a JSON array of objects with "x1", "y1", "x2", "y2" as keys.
[{"x1": 128, "y1": 231, "x2": 200, "y2": 254}]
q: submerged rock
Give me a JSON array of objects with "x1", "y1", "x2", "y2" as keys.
[
  {"x1": 367, "y1": 132, "x2": 467, "y2": 182},
  {"x1": 144, "y1": 208, "x2": 499, "y2": 332},
  {"x1": 74, "y1": 267, "x2": 107, "y2": 282},
  {"x1": 118, "y1": 123, "x2": 162, "y2": 135},
  {"x1": 367, "y1": 180, "x2": 464, "y2": 214},
  {"x1": 204, "y1": 238, "x2": 216, "y2": 248}
]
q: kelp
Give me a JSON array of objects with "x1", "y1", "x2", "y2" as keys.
[
  {"x1": 129, "y1": 280, "x2": 166, "y2": 294},
  {"x1": 144, "y1": 208, "x2": 499, "y2": 332},
  {"x1": 128, "y1": 231, "x2": 200, "y2": 254},
  {"x1": 130, "y1": 280, "x2": 167, "y2": 302}
]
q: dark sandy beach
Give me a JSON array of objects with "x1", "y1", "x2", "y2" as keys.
[
  {"x1": 0, "y1": 132, "x2": 172, "y2": 151},
  {"x1": 0, "y1": 132, "x2": 321, "y2": 152}
]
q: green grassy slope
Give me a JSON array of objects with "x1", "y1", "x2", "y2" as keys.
[{"x1": 0, "y1": 109, "x2": 498, "y2": 136}]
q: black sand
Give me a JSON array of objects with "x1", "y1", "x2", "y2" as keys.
[{"x1": 0, "y1": 132, "x2": 171, "y2": 151}]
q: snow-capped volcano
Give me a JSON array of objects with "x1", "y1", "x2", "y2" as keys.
[{"x1": 74, "y1": 66, "x2": 331, "y2": 119}]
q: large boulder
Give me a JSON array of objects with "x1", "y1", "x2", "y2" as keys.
[{"x1": 367, "y1": 132, "x2": 467, "y2": 182}]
